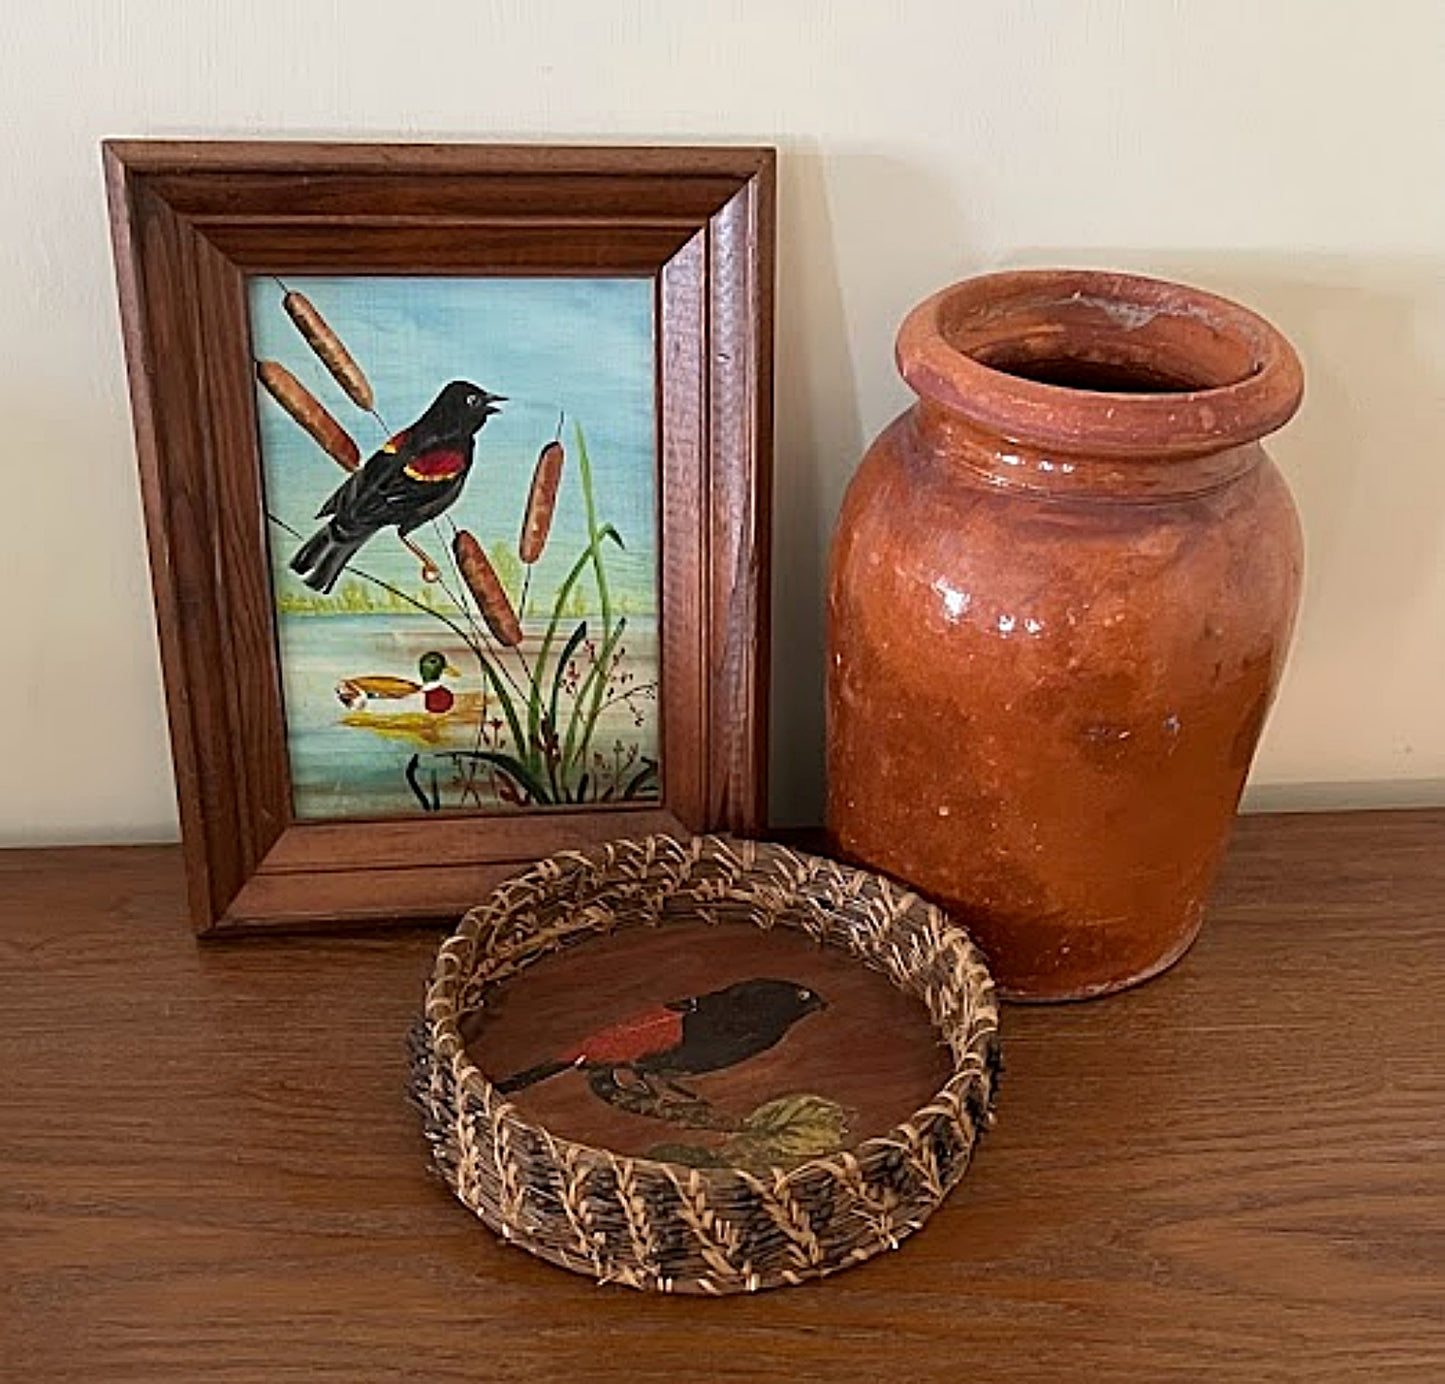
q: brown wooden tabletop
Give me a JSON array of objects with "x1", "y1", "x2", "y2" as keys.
[{"x1": 2, "y1": 810, "x2": 1442, "y2": 1382}]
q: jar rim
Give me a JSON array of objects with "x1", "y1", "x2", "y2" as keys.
[{"x1": 896, "y1": 269, "x2": 1303, "y2": 459}]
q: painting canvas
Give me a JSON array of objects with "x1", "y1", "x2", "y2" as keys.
[{"x1": 248, "y1": 275, "x2": 659, "y2": 820}]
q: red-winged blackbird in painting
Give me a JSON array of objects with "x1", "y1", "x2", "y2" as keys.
[
  {"x1": 494, "y1": 977, "x2": 827, "y2": 1095},
  {"x1": 290, "y1": 380, "x2": 504, "y2": 593}
]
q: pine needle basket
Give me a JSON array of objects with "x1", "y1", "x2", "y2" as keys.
[{"x1": 409, "y1": 835, "x2": 1001, "y2": 1294}]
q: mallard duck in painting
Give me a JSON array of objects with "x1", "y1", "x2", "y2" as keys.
[{"x1": 336, "y1": 651, "x2": 460, "y2": 714}]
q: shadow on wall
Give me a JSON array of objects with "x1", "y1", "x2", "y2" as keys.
[
  {"x1": 769, "y1": 144, "x2": 974, "y2": 827},
  {"x1": 4, "y1": 391, "x2": 175, "y2": 844}
]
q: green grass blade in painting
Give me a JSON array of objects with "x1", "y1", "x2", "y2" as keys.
[
  {"x1": 563, "y1": 615, "x2": 627, "y2": 781},
  {"x1": 473, "y1": 653, "x2": 529, "y2": 777},
  {"x1": 623, "y1": 758, "x2": 658, "y2": 801},
  {"x1": 559, "y1": 421, "x2": 632, "y2": 786},
  {"x1": 458, "y1": 750, "x2": 552, "y2": 807},
  {"x1": 575, "y1": 423, "x2": 614, "y2": 633},
  {"x1": 525, "y1": 518, "x2": 623, "y2": 766},
  {"x1": 543, "y1": 620, "x2": 589, "y2": 796}
]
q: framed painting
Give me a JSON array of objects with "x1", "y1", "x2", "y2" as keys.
[{"x1": 105, "y1": 140, "x2": 774, "y2": 934}]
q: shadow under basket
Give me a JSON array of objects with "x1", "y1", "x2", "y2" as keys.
[{"x1": 409, "y1": 835, "x2": 1001, "y2": 1294}]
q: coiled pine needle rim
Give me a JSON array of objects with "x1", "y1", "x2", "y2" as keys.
[
  {"x1": 432, "y1": 837, "x2": 997, "y2": 1178},
  {"x1": 412, "y1": 834, "x2": 1001, "y2": 1293}
]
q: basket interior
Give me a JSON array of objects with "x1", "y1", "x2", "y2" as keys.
[{"x1": 460, "y1": 918, "x2": 954, "y2": 1170}]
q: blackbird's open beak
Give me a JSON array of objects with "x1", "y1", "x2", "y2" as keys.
[{"x1": 482, "y1": 392, "x2": 506, "y2": 416}]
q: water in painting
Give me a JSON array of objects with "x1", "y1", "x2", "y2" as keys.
[{"x1": 249, "y1": 275, "x2": 658, "y2": 819}]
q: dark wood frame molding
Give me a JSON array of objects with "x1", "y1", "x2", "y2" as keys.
[{"x1": 105, "y1": 140, "x2": 774, "y2": 933}]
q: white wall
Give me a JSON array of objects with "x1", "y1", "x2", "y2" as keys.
[{"x1": 2, "y1": 0, "x2": 1442, "y2": 843}]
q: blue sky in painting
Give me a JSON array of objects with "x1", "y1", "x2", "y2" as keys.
[{"x1": 248, "y1": 275, "x2": 656, "y2": 605}]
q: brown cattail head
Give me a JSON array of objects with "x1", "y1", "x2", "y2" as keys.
[
  {"x1": 454, "y1": 530, "x2": 523, "y2": 646},
  {"x1": 256, "y1": 360, "x2": 360, "y2": 470},
  {"x1": 282, "y1": 291, "x2": 375, "y2": 411},
  {"x1": 519, "y1": 440, "x2": 565, "y2": 564}
]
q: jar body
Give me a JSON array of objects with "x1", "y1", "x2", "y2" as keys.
[{"x1": 827, "y1": 410, "x2": 1303, "y2": 999}]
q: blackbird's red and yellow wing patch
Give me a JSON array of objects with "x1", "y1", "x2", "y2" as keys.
[
  {"x1": 380, "y1": 429, "x2": 408, "y2": 455},
  {"x1": 403, "y1": 448, "x2": 466, "y2": 483},
  {"x1": 563, "y1": 1006, "x2": 685, "y2": 1066}
]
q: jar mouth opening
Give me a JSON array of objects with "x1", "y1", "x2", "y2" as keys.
[
  {"x1": 898, "y1": 270, "x2": 1302, "y2": 458},
  {"x1": 963, "y1": 349, "x2": 1251, "y2": 396}
]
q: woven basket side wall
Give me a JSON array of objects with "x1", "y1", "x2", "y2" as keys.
[{"x1": 412, "y1": 835, "x2": 1000, "y2": 1295}]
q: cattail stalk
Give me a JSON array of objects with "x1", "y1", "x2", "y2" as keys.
[
  {"x1": 282, "y1": 292, "x2": 374, "y2": 410},
  {"x1": 256, "y1": 360, "x2": 360, "y2": 470},
  {"x1": 454, "y1": 530, "x2": 523, "y2": 646},
  {"x1": 400, "y1": 534, "x2": 441, "y2": 583},
  {"x1": 519, "y1": 440, "x2": 565, "y2": 564}
]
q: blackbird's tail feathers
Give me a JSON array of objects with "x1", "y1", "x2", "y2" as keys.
[
  {"x1": 290, "y1": 526, "x2": 365, "y2": 595},
  {"x1": 494, "y1": 1058, "x2": 574, "y2": 1095},
  {"x1": 290, "y1": 528, "x2": 329, "y2": 575},
  {"x1": 316, "y1": 475, "x2": 349, "y2": 518}
]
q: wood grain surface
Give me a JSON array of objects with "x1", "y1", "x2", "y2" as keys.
[{"x1": 2, "y1": 810, "x2": 1442, "y2": 1382}]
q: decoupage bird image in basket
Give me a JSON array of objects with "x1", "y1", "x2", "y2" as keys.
[{"x1": 495, "y1": 977, "x2": 828, "y2": 1105}]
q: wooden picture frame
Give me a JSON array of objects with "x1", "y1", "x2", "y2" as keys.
[{"x1": 105, "y1": 140, "x2": 774, "y2": 934}]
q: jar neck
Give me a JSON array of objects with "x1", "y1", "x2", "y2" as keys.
[
  {"x1": 895, "y1": 269, "x2": 1302, "y2": 501},
  {"x1": 909, "y1": 401, "x2": 1262, "y2": 501}
]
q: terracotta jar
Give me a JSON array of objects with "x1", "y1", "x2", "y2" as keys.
[{"x1": 827, "y1": 269, "x2": 1304, "y2": 1000}]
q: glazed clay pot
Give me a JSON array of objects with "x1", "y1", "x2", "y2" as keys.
[{"x1": 827, "y1": 269, "x2": 1304, "y2": 1000}]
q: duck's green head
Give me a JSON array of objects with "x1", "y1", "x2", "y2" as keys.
[{"x1": 418, "y1": 651, "x2": 459, "y2": 684}]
